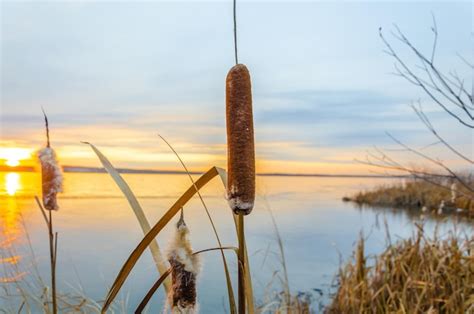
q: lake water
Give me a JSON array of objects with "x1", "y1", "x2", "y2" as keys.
[{"x1": 0, "y1": 171, "x2": 472, "y2": 312}]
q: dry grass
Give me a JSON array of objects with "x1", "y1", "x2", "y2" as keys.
[
  {"x1": 327, "y1": 226, "x2": 474, "y2": 314},
  {"x1": 258, "y1": 291, "x2": 317, "y2": 314},
  {"x1": 345, "y1": 177, "x2": 474, "y2": 218},
  {"x1": 0, "y1": 216, "x2": 104, "y2": 313}
]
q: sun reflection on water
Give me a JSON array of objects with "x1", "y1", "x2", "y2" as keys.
[
  {"x1": 5, "y1": 173, "x2": 20, "y2": 196},
  {"x1": 1, "y1": 173, "x2": 25, "y2": 283}
]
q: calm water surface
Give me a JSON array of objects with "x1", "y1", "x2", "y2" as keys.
[{"x1": 0, "y1": 171, "x2": 472, "y2": 312}]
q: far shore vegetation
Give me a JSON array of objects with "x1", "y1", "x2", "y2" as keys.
[{"x1": 343, "y1": 174, "x2": 474, "y2": 219}]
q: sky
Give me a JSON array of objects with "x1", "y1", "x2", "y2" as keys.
[{"x1": 0, "y1": 0, "x2": 472, "y2": 174}]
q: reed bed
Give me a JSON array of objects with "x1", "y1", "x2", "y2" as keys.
[
  {"x1": 327, "y1": 226, "x2": 474, "y2": 313},
  {"x1": 344, "y1": 176, "x2": 474, "y2": 218}
]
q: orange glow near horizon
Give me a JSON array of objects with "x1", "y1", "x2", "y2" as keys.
[
  {"x1": 0, "y1": 142, "x2": 376, "y2": 175},
  {"x1": 0, "y1": 148, "x2": 33, "y2": 167}
]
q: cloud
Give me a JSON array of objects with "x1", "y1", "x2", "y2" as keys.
[{"x1": 1, "y1": 1, "x2": 471, "y2": 173}]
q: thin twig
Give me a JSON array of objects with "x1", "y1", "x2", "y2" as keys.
[
  {"x1": 41, "y1": 108, "x2": 50, "y2": 148},
  {"x1": 410, "y1": 103, "x2": 473, "y2": 164},
  {"x1": 233, "y1": 0, "x2": 238, "y2": 64}
]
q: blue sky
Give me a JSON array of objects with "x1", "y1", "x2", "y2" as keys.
[{"x1": 0, "y1": 1, "x2": 472, "y2": 174}]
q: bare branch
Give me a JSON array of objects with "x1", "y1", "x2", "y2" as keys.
[
  {"x1": 379, "y1": 25, "x2": 474, "y2": 127},
  {"x1": 457, "y1": 52, "x2": 474, "y2": 69},
  {"x1": 410, "y1": 103, "x2": 473, "y2": 164},
  {"x1": 430, "y1": 12, "x2": 438, "y2": 63},
  {"x1": 385, "y1": 132, "x2": 473, "y2": 193}
]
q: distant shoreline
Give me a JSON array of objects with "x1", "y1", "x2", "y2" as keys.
[{"x1": 0, "y1": 165, "x2": 406, "y2": 178}]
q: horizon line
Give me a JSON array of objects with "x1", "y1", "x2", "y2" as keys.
[{"x1": 0, "y1": 165, "x2": 407, "y2": 178}]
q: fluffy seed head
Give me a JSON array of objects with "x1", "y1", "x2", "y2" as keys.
[
  {"x1": 167, "y1": 218, "x2": 200, "y2": 313},
  {"x1": 38, "y1": 147, "x2": 63, "y2": 210},
  {"x1": 226, "y1": 63, "x2": 255, "y2": 215}
]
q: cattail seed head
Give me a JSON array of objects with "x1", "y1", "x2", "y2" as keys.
[
  {"x1": 450, "y1": 183, "x2": 457, "y2": 203},
  {"x1": 38, "y1": 147, "x2": 63, "y2": 211},
  {"x1": 167, "y1": 217, "x2": 200, "y2": 313},
  {"x1": 226, "y1": 64, "x2": 255, "y2": 215}
]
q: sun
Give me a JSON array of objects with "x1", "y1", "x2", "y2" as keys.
[
  {"x1": 6, "y1": 159, "x2": 20, "y2": 167},
  {"x1": 0, "y1": 148, "x2": 32, "y2": 167}
]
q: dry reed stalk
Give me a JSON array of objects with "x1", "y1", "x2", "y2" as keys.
[
  {"x1": 37, "y1": 110, "x2": 61, "y2": 314},
  {"x1": 226, "y1": 64, "x2": 255, "y2": 216},
  {"x1": 167, "y1": 211, "x2": 200, "y2": 313}
]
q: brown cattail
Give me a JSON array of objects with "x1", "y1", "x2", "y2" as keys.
[
  {"x1": 38, "y1": 147, "x2": 63, "y2": 210},
  {"x1": 38, "y1": 111, "x2": 62, "y2": 211},
  {"x1": 226, "y1": 64, "x2": 255, "y2": 215},
  {"x1": 167, "y1": 212, "x2": 200, "y2": 313}
]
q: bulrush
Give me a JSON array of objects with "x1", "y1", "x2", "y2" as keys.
[
  {"x1": 38, "y1": 111, "x2": 62, "y2": 211},
  {"x1": 38, "y1": 147, "x2": 62, "y2": 210},
  {"x1": 226, "y1": 64, "x2": 255, "y2": 215},
  {"x1": 37, "y1": 110, "x2": 61, "y2": 314},
  {"x1": 167, "y1": 211, "x2": 200, "y2": 314}
]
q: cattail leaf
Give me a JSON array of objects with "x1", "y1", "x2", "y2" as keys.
[
  {"x1": 83, "y1": 143, "x2": 170, "y2": 295},
  {"x1": 101, "y1": 166, "x2": 224, "y2": 313},
  {"x1": 135, "y1": 269, "x2": 172, "y2": 314}
]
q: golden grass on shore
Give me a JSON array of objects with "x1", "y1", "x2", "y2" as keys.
[
  {"x1": 344, "y1": 177, "x2": 473, "y2": 218},
  {"x1": 327, "y1": 226, "x2": 474, "y2": 313}
]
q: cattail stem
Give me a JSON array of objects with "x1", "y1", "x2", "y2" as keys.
[
  {"x1": 48, "y1": 210, "x2": 57, "y2": 314},
  {"x1": 233, "y1": 0, "x2": 238, "y2": 65},
  {"x1": 237, "y1": 214, "x2": 245, "y2": 314},
  {"x1": 38, "y1": 109, "x2": 60, "y2": 313}
]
